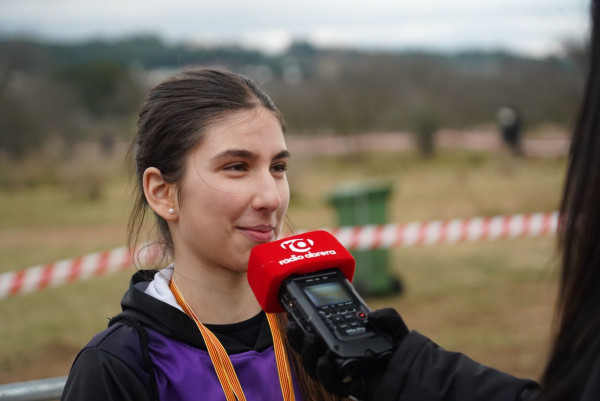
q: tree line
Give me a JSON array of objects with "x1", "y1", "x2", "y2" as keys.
[{"x1": 0, "y1": 35, "x2": 586, "y2": 159}]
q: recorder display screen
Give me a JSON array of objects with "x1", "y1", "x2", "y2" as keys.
[{"x1": 304, "y1": 282, "x2": 353, "y2": 307}]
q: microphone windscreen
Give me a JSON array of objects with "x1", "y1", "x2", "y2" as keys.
[{"x1": 248, "y1": 230, "x2": 355, "y2": 312}]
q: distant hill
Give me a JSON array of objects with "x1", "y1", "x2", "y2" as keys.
[{"x1": 0, "y1": 35, "x2": 585, "y2": 158}]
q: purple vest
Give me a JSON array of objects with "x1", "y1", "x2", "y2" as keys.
[{"x1": 146, "y1": 328, "x2": 305, "y2": 400}]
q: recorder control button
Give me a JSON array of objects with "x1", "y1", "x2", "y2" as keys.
[
  {"x1": 338, "y1": 323, "x2": 349, "y2": 330},
  {"x1": 356, "y1": 311, "x2": 367, "y2": 320},
  {"x1": 332, "y1": 315, "x2": 345, "y2": 323}
]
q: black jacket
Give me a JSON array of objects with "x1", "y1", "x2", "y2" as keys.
[
  {"x1": 61, "y1": 270, "x2": 291, "y2": 401},
  {"x1": 372, "y1": 331, "x2": 541, "y2": 401}
]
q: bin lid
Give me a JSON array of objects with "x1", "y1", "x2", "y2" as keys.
[{"x1": 328, "y1": 180, "x2": 392, "y2": 203}]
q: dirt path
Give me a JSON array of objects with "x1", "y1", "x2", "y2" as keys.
[{"x1": 286, "y1": 130, "x2": 569, "y2": 158}]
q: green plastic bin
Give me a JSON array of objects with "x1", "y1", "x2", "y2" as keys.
[{"x1": 328, "y1": 181, "x2": 401, "y2": 296}]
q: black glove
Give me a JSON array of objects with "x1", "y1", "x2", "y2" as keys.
[{"x1": 286, "y1": 307, "x2": 409, "y2": 400}]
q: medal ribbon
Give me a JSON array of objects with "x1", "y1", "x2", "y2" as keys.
[{"x1": 169, "y1": 278, "x2": 295, "y2": 401}]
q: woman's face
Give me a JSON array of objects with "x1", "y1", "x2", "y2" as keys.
[{"x1": 173, "y1": 108, "x2": 290, "y2": 273}]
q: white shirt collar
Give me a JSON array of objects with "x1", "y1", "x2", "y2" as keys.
[{"x1": 141, "y1": 265, "x2": 183, "y2": 312}]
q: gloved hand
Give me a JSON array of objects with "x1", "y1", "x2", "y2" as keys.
[{"x1": 286, "y1": 308, "x2": 409, "y2": 400}]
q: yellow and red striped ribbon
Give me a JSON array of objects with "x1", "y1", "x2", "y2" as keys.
[
  {"x1": 170, "y1": 278, "x2": 295, "y2": 401},
  {"x1": 266, "y1": 313, "x2": 295, "y2": 401}
]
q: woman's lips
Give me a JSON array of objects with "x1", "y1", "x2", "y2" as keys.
[{"x1": 238, "y1": 226, "x2": 275, "y2": 243}]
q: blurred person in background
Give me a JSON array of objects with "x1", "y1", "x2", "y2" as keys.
[
  {"x1": 287, "y1": 0, "x2": 600, "y2": 400},
  {"x1": 497, "y1": 106, "x2": 523, "y2": 157},
  {"x1": 61, "y1": 69, "x2": 350, "y2": 401}
]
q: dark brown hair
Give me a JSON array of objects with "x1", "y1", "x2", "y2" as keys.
[
  {"x1": 127, "y1": 67, "x2": 345, "y2": 401},
  {"x1": 539, "y1": 0, "x2": 600, "y2": 399}
]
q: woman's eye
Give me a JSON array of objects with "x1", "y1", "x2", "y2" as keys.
[
  {"x1": 271, "y1": 163, "x2": 288, "y2": 173},
  {"x1": 224, "y1": 163, "x2": 248, "y2": 172}
]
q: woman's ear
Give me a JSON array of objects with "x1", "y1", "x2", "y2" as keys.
[{"x1": 143, "y1": 167, "x2": 178, "y2": 221}]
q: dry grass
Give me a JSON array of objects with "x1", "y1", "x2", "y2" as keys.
[
  {"x1": 0, "y1": 147, "x2": 565, "y2": 384},
  {"x1": 375, "y1": 237, "x2": 558, "y2": 379}
]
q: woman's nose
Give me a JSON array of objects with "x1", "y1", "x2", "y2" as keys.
[{"x1": 251, "y1": 172, "x2": 283, "y2": 212}]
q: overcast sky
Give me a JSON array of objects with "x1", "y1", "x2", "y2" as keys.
[{"x1": 0, "y1": 0, "x2": 590, "y2": 56}]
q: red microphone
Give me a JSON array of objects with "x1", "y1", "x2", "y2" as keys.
[
  {"x1": 248, "y1": 230, "x2": 393, "y2": 381},
  {"x1": 248, "y1": 230, "x2": 355, "y2": 313}
]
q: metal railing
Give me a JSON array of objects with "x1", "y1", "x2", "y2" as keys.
[{"x1": 0, "y1": 376, "x2": 67, "y2": 401}]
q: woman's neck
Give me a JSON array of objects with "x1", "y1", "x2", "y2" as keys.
[{"x1": 171, "y1": 261, "x2": 262, "y2": 325}]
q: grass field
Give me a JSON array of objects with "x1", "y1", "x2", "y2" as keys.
[{"x1": 0, "y1": 146, "x2": 565, "y2": 384}]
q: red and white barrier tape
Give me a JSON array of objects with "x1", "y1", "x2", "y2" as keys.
[
  {"x1": 0, "y1": 245, "x2": 161, "y2": 300},
  {"x1": 0, "y1": 211, "x2": 559, "y2": 299},
  {"x1": 329, "y1": 211, "x2": 559, "y2": 250}
]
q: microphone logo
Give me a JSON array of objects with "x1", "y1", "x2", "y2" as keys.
[
  {"x1": 278, "y1": 235, "x2": 336, "y2": 266},
  {"x1": 281, "y1": 238, "x2": 314, "y2": 253}
]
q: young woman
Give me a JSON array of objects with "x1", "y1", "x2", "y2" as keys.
[{"x1": 61, "y1": 69, "x2": 345, "y2": 401}]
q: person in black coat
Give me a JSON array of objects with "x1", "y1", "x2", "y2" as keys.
[{"x1": 287, "y1": 1, "x2": 600, "y2": 400}]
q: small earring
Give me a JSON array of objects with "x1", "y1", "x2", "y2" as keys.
[{"x1": 168, "y1": 208, "x2": 175, "y2": 215}]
